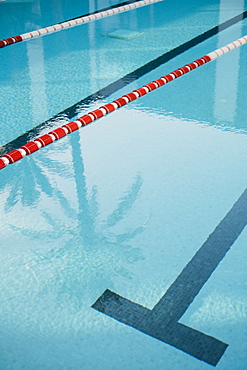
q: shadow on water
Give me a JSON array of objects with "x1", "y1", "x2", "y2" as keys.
[{"x1": 1, "y1": 131, "x2": 147, "y2": 310}]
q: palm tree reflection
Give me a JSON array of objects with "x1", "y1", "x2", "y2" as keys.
[
  {"x1": 1, "y1": 145, "x2": 75, "y2": 218},
  {"x1": 7, "y1": 132, "x2": 146, "y2": 310}
]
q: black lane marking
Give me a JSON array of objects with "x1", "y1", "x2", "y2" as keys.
[
  {"x1": 1, "y1": 10, "x2": 247, "y2": 156},
  {"x1": 92, "y1": 187, "x2": 247, "y2": 366}
]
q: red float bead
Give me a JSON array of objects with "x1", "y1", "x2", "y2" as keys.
[
  {"x1": 13, "y1": 35, "x2": 22, "y2": 42},
  {"x1": 179, "y1": 66, "x2": 190, "y2": 74},
  {"x1": 202, "y1": 55, "x2": 211, "y2": 63},
  {"x1": 0, "y1": 40, "x2": 6, "y2": 48},
  {"x1": 49, "y1": 127, "x2": 67, "y2": 140},
  {"x1": 5, "y1": 38, "x2": 15, "y2": 45},
  {"x1": 155, "y1": 78, "x2": 166, "y2": 87},
  {"x1": 78, "y1": 115, "x2": 93, "y2": 126},
  {"x1": 144, "y1": 82, "x2": 158, "y2": 91},
  {"x1": 35, "y1": 134, "x2": 55, "y2": 147},
  {"x1": 63, "y1": 121, "x2": 80, "y2": 133},
  {"x1": 163, "y1": 74, "x2": 174, "y2": 83},
  {"x1": 0, "y1": 158, "x2": 8, "y2": 169},
  {"x1": 172, "y1": 69, "x2": 183, "y2": 78},
  {"x1": 123, "y1": 92, "x2": 138, "y2": 102},
  {"x1": 133, "y1": 87, "x2": 148, "y2": 97},
  {"x1": 194, "y1": 58, "x2": 205, "y2": 66},
  {"x1": 113, "y1": 97, "x2": 128, "y2": 108},
  {"x1": 4, "y1": 149, "x2": 25, "y2": 164},
  {"x1": 186, "y1": 62, "x2": 197, "y2": 70},
  {"x1": 90, "y1": 109, "x2": 104, "y2": 120},
  {"x1": 20, "y1": 141, "x2": 40, "y2": 155},
  {"x1": 102, "y1": 103, "x2": 116, "y2": 113}
]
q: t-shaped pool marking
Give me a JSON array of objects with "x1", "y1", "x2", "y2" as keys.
[
  {"x1": 92, "y1": 187, "x2": 247, "y2": 366},
  {"x1": 0, "y1": 0, "x2": 162, "y2": 49},
  {"x1": 0, "y1": 34, "x2": 247, "y2": 170}
]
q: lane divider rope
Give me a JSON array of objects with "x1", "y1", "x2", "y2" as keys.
[
  {"x1": 1, "y1": 35, "x2": 246, "y2": 170},
  {"x1": 0, "y1": 0, "x2": 162, "y2": 49}
]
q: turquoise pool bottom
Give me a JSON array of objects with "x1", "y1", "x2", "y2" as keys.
[
  {"x1": 1, "y1": 0, "x2": 247, "y2": 368},
  {"x1": 0, "y1": 106, "x2": 247, "y2": 369}
]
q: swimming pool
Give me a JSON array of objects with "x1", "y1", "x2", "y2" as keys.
[{"x1": 0, "y1": 0, "x2": 247, "y2": 369}]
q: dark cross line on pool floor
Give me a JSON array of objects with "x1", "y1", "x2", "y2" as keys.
[{"x1": 92, "y1": 187, "x2": 247, "y2": 366}]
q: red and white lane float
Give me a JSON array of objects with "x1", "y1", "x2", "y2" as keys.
[
  {"x1": 0, "y1": 0, "x2": 162, "y2": 49},
  {"x1": 0, "y1": 35, "x2": 247, "y2": 170}
]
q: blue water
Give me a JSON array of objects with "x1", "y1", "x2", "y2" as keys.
[
  {"x1": 1, "y1": 0, "x2": 244, "y2": 147},
  {"x1": 0, "y1": 0, "x2": 247, "y2": 369}
]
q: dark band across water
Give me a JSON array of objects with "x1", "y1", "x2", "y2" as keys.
[{"x1": 1, "y1": 10, "x2": 247, "y2": 156}]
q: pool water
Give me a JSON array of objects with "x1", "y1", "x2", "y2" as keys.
[{"x1": 0, "y1": 0, "x2": 247, "y2": 369}]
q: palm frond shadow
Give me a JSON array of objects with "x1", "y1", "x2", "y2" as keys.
[
  {"x1": 1, "y1": 147, "x2": 74, "y2": 218},
  {"x1": 24, "y1": 173, "x2": 146, "y2": 311},
  {"x1": 5, "y1": 132, "x2": 148, "y2": 310}
]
